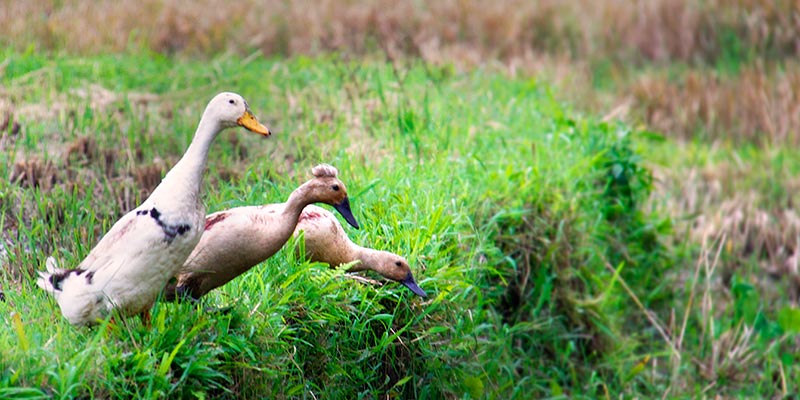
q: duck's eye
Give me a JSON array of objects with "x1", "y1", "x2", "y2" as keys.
[
  {"x1": 395, "y1": 261, "x2": 402, "y2": 267},
  {"x1": 228, "y1": 99, "x2": 235, "y2": 105},
  {"x1": 332, "y1": 185, "x2": 340, "y2": 191}
]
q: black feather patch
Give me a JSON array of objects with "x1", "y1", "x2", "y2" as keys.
[
  {"x1": 136, "y1": 207, "x2": 192, "y2": 243},
  {"x1": 84, "y1": 271, "x2": 95, "y2": 285},
  {"x1": 162, "y1": 223, "x2": 191, "y2": 239},
  {"x1": 49, "y1": 268, "x2": 88, "y2": 291}
]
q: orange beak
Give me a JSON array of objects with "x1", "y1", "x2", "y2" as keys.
[{"x1": 237, "y1": 109, "x2": 271, "y2": 136}]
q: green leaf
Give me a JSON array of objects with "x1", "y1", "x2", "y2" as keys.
[
  {"x1": 777, "y1": 307, "x2": 800, "y2": 333},
  {"x1": 463, "y1": 375, "x2": 484, "y2": 399},
  {"x1": 550, "y1": 379, "x2": 563, "y2": 396},
  {"x1": 11, "y1": 312, "x2": 28, "y2": 352},
  {"x1": 157, "y1": 338, "x2": 187, "y2": 378},
  {"x1": 392, "y1": 375, "x2": 412, "y2": 389}
]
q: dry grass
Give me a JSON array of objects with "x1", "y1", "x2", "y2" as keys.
[
  {"x1": 628, "y1": 65, "x2": 800, "y2": 144},
  {"x1": 653, "y1": 154, "x2": 800, "y2": 306},
  {"x1": 4, "y1": 0, "x2": 799, "y2": 146},
  {"x1": 3, "y1": 0, "x2": 798, "y2": 63},
  {"x1": 9, "y1": 158, "x2": 59, "y2": 190}
]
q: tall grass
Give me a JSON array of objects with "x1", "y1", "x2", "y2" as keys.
[
  {"x1": 3, "y1": 1, "x2": 799, "y2": 148},
  {"x1": 3, "y1": 0, "x2": 798, "y2": 65},
  {"x1": 0, "y1": 50, "x2": 692, "y2": 397}
]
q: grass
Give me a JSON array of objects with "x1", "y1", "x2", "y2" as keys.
[
  {"x1": 0, "y1": 49, "x2": 693, "y2": 398},
  {"x1": 2, "y1": 5, "x2": 800, "y2": 395},
  {"x1": 3, "y1": 0, "x2": 800, "y2": 146}
]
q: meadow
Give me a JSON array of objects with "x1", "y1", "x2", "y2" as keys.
[{"x1": 2, "y1": 1, "x2": 800, "y2": 398}]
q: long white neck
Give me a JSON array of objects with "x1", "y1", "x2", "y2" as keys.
[{"x1": 148, "y1": 115, "x2": 222, "y2": 205}]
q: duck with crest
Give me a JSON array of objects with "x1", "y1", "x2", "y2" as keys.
[
  {"x1": 37, "y1": 92, "x2": 271, "y2": 325},
  {"x1": 165, "y1": 164, "x2": 360, "y2": 300},
  {"x1": 293, "y1": 204, "x2": 427, "y2": 297}
]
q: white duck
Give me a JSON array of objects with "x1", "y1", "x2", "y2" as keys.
[
  {"x1": 37, "y1": 92, "x2": 271, "y2": 325},
  {"x1": 294, "y1": 205, "x2": 427, "y2": 297},
  {"x1": 165, "y1": 164, "x2": 359, "y2": 300}
]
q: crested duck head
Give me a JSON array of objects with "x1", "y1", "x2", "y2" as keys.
[{"x1": 300, "y1": 164, "x2": 359, "y2": 229}]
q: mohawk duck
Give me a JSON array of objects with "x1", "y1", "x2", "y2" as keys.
[
  {"x1": 166, "y1": 164, "x2": 359, "y2": 300},
  {"x1": 37, "y1": 92, "x2": 271, "y2": 325},
  {"x1": 294, "y1": 205, "x2": 426, "y2": 297}
]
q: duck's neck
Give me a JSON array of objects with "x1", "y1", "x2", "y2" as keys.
[
  {"x1": 346, "y1": 246, "x2": 379, "y2": 273},
  {"x1": 282, "y1": 183, "x2": 315, "y2": 221},
  {"x1": 150, "y1": 116, "x2": 222, "y2": 204}
]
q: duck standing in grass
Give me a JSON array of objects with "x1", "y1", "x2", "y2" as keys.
[
  {"x1": 37, "y1": 92, "x2": 271, "y2": 325},
  {"x1": 294, "y1": 205, "x2": 427, "y2": 297},
  {"x1": 166, "y1": 164, "x2": 360, "y2": 300}
]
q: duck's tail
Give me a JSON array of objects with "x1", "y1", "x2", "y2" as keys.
[{"x1": 36, "y1": 256, "x2": 65, "y2": 298}]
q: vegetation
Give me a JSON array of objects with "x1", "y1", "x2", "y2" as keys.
[
  {"x1": 4, "y1": 0, "x2": 800, "y2": 144},
  {"x1": 1, "y1": 0, "x2": 799, "y2": 398}
]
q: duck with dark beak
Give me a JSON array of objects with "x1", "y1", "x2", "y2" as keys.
[
  {"x1": 293, "y1": 204, "x2": 427, "y2": 298},
  {"x1": 164, "y1": 164, "x2": 361, "y2": 300}
]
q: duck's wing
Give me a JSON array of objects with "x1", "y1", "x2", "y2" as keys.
[{"x1": 78, "y1": 204, "x2": 195, "y2": 273}]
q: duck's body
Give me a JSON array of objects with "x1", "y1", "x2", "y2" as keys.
[
  {"x1": 294, "y1": 205, "x2": 427, "y2": 297},
  {"x1": 167, "y1": 164, "x2": 359, "y2": 300},
  {"x1": 37, "y1": 92, "x2": 270, "y2": 325}
]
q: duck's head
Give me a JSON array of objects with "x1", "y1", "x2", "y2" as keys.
[
  {"x1": 371, "y1": 252, "x2": 427, "y2": 298},
  {"x1": 306, "y1": 164, "x2": 360, "y2": 229},
  {"x1": 205, "y1": 92, "x2": 271, "y2": 136}
]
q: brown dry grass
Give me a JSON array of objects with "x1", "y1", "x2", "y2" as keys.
[
  {"x1": 628, "y1": 65, "x2": 800, "y2": 145},
  {"x1": 271, "y1": 0, "x2": 798, "y2": 147},
  {"x1": 3, "y1": 0, "x2": 798, "y2": 63},
  {"x1": 654, "y1": 155, "x2": 800, "y2": 305},
  {"x1": 3, "y1": 0, "x2": 799, "y2": 145}
]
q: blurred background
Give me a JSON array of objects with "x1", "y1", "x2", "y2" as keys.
[{"x1": 3, "y1": 0, "x2": 798, "y2": 144}]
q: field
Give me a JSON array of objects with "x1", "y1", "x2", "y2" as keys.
[{"x1": 2, "y1": 1, "x2": 800, "y2": 398}]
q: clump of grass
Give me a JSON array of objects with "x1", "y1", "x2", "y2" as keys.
[{"x1": 9, "y1": 157, "x2": 59, "y2": 190}]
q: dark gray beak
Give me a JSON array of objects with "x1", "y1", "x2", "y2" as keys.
[
  {"x1": 400, "y1": 272, "x2": 427, "y2": 298},
  {"x1": 333, "y1": 197, "x2": 360, "y2": 229}
]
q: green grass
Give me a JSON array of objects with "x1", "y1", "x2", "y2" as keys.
[{"x1": 0, "y1": 49, "x2": 797, "y2": 398}]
